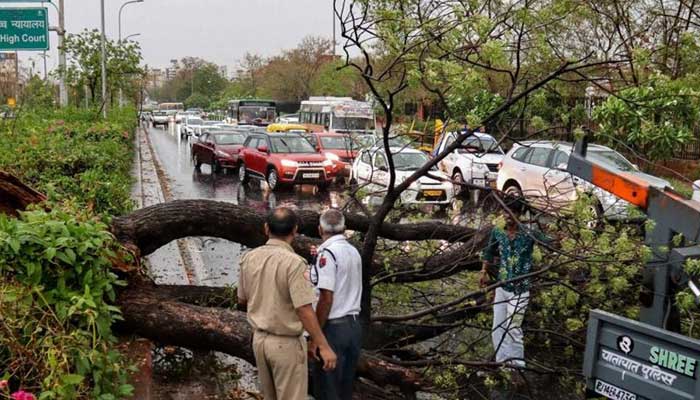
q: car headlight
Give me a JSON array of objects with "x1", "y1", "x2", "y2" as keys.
[
  {"x1": 325, "y1": 152, "x2": 340, "y2": 161},
  {"x1": 322, "y1": 159, "x2": 333, "y2": 167},
  {"x1": 281, "y1": 159, "x2": 298, "y2": 168},
  {"x1": 215, "y1": 150, "x2": 229, "y2": 158}
]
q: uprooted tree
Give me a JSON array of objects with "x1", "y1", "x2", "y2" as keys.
[{"x1": 4, "y1": 0, "x2": 700, "y2": 398}]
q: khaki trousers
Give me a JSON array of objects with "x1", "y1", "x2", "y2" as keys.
[{"x1": 252, "y1": 330, "x2": 308, "y2": 400}]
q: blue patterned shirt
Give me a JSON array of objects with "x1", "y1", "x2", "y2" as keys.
[{"x1": 481, "y1": 226, "x2": 549, "y2": 294}]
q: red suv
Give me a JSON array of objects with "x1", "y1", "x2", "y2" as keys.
[
  {"x1": 303, "y1": 132, "x2": 359, "y2": 180},
  {"x1": 237, "y1": 133, "x2": 336, "y2": 190}
]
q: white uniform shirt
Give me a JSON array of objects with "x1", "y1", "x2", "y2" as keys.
[{"x1": 311, "y1": 234, "x2": 362, "y2": 320}]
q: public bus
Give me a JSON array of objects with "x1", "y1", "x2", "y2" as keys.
[
  {"x1": 226, "y1": 99, "x2": 277, "y2": 126},
  {"x1": 299, "y1": 96, "x2": 376, "y2": 135},
  {"x1": 158, "y1": 102, "x2": 184, "y2": 112}
]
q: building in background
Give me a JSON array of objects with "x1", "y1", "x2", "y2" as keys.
[{"x1": 145, "y1": 68, "x2": 166, "y2": 90}]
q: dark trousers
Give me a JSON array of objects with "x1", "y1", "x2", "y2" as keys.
[{"x1": 311, "y1": 315, "x2": 362, "y2": 400}]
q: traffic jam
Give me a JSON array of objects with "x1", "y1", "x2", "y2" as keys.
[{"x1": 141, "y1": 96, "x2": 673, "y2": 220}]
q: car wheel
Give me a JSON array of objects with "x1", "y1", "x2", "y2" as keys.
[
  {"x1": 214, "y1": 160, "x2": 222, "y2": 173},
  {"x1": 267, "y1": 168, "x2": 282, "y2": 191},
  {"x1": 193, "y1": 154, "x2": 202, "y2": 169},
  {"x1": 584, "y1": 200, "x2": 604, "y2": 230},
  {"x1": 238, "y1": 163, "x2": 249, "y2": 184},
  {"x1": 503, "y1": 182, "x2": 523, "y2": 199},
  {"x1": 452, "y1": 170, "x2": 466, "y2": 197}
]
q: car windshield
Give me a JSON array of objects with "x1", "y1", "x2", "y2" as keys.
[
  {"x1": 239, "y1": 106, "x2": 275, "y2": 122},
  {"x1": 588, "y1": 150, "x2": 635, "y2": 172},
  {"x1": 204, "y1": 121, "x2": 222, "y2": 125},
  {"x1": 214, "y1": 133, "x2": 245, "y2": 145},
  {"x1": 457, "y1": 137, "x2": 501, "y2": 154},
  {"x1": 320, "y1": 136, "x2": 359, "y2": 150},
  {"x1": 392, "y1": 152, "x2": 435, "y2": 171},
  {"x1": 188, "y1": 118, "x2": 204, "y2": 125},
  {"x1": 166, "y1": 110, "x2": 177, "y2": 115},
  {"x1": 333, "y1": 117, "x2": 375, "y2": 131},
  {"x1": 270, "y1": 136, "x2": 317, "y2": 153},
  {"x1": 154, "y1": 111, "x2": 166, "y2": 116}
]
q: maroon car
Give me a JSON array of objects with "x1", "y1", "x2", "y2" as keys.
[{"x1": 192, "y1": 131, "x2": 247, "y2": 173}]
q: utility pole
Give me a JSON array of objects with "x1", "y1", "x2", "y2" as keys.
[
  {"x1": 117, "y1": 0, "x2": 143, "y2": 107},
  {"x1": 332, "y1": 3, "x2": 336, "y2": 56},
  {"x1": 58, "y1": 0, "x2": 67, "y2": 106},
  {"x1": 100, "y1": 0, "x2": 107, "y2": 118}
]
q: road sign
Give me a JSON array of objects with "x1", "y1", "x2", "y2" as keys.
[
  {"x1": 0, "y1": 8, "x2": 48, "y2": 51},
  {"x1": 583, "y1": 309, "x2": 700, "y2": 400},
  {"x1": 7, "y1": 97, "x2": 15, "y2": 108}
]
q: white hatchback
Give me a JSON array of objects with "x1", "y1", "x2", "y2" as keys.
[
  {"x1": 496, "y1": 141, "x2": 671, "y2": 222},
  {"x1": 352, "y1": 146, "x2": 454, "y2": 206}
]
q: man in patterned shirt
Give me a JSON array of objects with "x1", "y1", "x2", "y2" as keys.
[{"x1": 481, "y1": 201, "x2": 550, "y2": 368}]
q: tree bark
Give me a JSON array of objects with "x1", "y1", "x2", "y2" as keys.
[
  {"x1": 116, "y1": 283, "x2": 426, "y2": 392},
  {"x1": 111, "y1": 200, "x2": 477, "y2": 256},
  {"x1": 0, "y1": 171, "x2": 46, "y2": 216}
]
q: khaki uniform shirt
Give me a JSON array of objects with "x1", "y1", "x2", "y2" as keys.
[{"x1": 239, "y1": 239, "x2": 316, "y2": 336}]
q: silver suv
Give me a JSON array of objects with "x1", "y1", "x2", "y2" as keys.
[{"x1": 496, "y1": 141, "x2": 671, "y2": 223}]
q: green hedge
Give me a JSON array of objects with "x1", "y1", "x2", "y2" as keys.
[{"x1": 0, "y1": 107, "x2": 137, "y2": 216}]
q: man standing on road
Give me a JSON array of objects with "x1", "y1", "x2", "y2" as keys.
[
  {"x1": 480, "y1": 201, "x2": 550, "y2": 371},
  {"x1": 309, "y1": 209, "x2": 363, "y2": 400},
  {"x1": 238, "y1": 207, "x2": 337, "y2": 400}
]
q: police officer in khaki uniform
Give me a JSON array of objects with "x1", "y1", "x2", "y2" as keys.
[{"x1": 238, "y1": 207, "x2": 337, "y2": 400}]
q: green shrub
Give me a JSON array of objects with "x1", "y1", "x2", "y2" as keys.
[{"x1": 0, "y1": 208, "x2": 134, "y2": 399}]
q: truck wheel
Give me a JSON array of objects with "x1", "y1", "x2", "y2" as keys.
[
  {"x1": 318, "y1": 181, "x2": 331, "y2": 191},
  {"x1": 238, "y1": 163, "x2": 249, "y2": 184}
]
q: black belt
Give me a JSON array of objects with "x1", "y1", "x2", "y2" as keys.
[{"x1": 326, "y1": 314, "x2": 359, "y2": 325}]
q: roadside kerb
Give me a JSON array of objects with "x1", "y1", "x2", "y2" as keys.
[{"x1": 139, "y1": 126, "x2": 206, "y2": 285}]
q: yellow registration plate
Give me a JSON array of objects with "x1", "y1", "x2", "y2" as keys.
[{"x1": 423, "y1": 190, "x2": 443, "y2": 197}]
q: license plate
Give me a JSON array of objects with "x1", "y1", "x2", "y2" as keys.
[
  {"x1": 423, "y1": 190, "x2": 443, "y2": 197},
  {"x1": 473, "y1": 179, "x2": 485, "y2": 186},
  {"x1": 594, "y1": 379, "x2": 636, "y2": 400},
  {"x1": 302, "y1": 173, "x2": 320, "y2": 179}
]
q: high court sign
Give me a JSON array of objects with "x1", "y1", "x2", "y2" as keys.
[
  {"x1": 583, "y1": 310, "x2": 700, "y2": 400},
  {"x1": 0, "y1": 8, "x2": 48, "y2": 51}
]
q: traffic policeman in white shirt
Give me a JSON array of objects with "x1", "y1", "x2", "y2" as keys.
[{"x1": 309, "y1": 209, "x2": 363, "y2": 400}]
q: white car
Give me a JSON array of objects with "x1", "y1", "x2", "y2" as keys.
[
  {"x1": 181, "y1": 116, "x2": 205, "y2": 138},
  {"x1": 352, "y1": 146, "x2": 454, "y2": 206},
  {"x1": 151, "y1": 110, "x2": 170, "y2": 128},
  {"x1": 435, "y1": 131, "x2": 505, "y2": 192},
  {"x1": 496, "y1": 141, "x2": 671, "y2": 222}
]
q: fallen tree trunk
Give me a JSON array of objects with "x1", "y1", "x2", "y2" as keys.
[
  {"x1": 116, "y1": 283, "x2": 426, "y2": 392},
  {"x1": 111, "y1": 200, "x2": 477, "y2": 256},
  {"x1": 0, "y1": 171, "x2": 46, "y2": 216}
]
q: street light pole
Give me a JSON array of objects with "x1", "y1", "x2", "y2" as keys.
[
  {"x1": 118, "y1": 0, "x2": 143, "y2": 107},
  {"x1": 100, "y1": 0, "x2": 107, "y2": 118},
  {"x1": 124, "y1": 33, "x2": 140, "y2": 42}
]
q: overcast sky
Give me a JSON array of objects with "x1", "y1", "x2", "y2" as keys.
[{"x1": 20, "y1": 0, "x2": 333, "y2": 75}]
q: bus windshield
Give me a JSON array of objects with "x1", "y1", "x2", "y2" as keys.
[
  {"x1": 332, "y1": 117, "x2": 375, "y2": 132},
  {"x1": 239, "y1": 106, "x2": 275, "y2": 123}
]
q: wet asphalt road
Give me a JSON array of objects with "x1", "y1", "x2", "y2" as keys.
[{"x1": 146, "y1": 125, "x2": 349, "y2": 287}]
